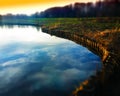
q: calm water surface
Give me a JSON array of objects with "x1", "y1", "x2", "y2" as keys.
[{"x1": 0, "y1": 25, "x2": 102, "y2": 96}]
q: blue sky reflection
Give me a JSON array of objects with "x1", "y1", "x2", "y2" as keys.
[{"x1": 0, "y1": 26, "x2": 102, "y2": 96}]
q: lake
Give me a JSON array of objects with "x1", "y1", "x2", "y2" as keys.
[{"x1": 0, "y1": 25, "x2": 102, "y2": 96}]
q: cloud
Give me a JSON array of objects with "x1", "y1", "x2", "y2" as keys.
[
  {"x1": 0, "y1": 26, "x2": 102, "y2": 96},
  {"x1": 0, "y1": 39, "x2": 101, "y2": 96},
  {"x1": 0, "y1": 66, "x2": 23, "y2": 93},
  {"x1": 1, "y1": 58, "x2": 26, "y2": 67}
]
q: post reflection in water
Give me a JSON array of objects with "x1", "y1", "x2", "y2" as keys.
[{"x1": 0, "y1": 25, "x2": 102, "y2": 96}]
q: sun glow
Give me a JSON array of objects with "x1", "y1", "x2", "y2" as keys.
[{"x1": 0, "y1": 5, "x2": 49, "y2": 15}]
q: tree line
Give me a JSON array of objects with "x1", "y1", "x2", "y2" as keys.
[{"x1": 0, "y1": 0, "x2": 120, "y2": 20}]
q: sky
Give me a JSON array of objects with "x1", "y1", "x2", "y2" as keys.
[{"x1": 0, "y1": 0, "x2": 98, "y2": 15}]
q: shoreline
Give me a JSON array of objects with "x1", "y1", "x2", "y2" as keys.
[{"x1": 41, "y1": 26, "x2": 120, "y2": 96}]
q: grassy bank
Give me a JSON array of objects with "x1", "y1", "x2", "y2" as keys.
[{"x1": 40, "y1": 18, "x2": 120, "y2": 54}]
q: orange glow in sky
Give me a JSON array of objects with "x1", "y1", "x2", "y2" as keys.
[{"x1": 0, "y1": 0, "x2": 98, "y2": 15}]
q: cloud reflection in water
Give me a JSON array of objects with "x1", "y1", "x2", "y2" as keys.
[{"x1": 0, "y1": 26, "x2": 102, "y2": 96}]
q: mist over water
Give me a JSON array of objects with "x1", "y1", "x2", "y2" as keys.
[{"x1": 0, "y1": 25, "x2": 102, "y2": 96}]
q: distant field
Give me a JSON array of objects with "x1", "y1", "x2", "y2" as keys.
[
  {"x1": 39, "y1": 18, "x2": 120, "y2": 34},
  {"x1": 1, "y1": 18, "x2": 120, "y2": 31}
]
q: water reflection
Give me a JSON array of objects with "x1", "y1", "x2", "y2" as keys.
[{"x1": 0, "y1": 25, "x2": 102, "y2": 96}]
